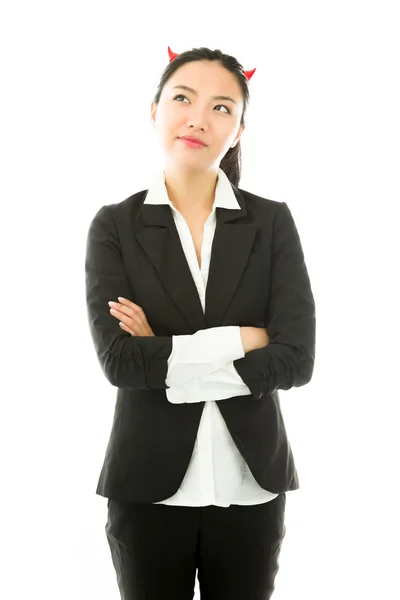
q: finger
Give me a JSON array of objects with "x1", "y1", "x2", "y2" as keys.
[
  {"x1": 112, "y1": 311, "x2": 135, "y2": 335},
  {"x1": 115, "y1": 305, "x2": 146, "y2": 330},
  {"x1": 117, "y1": 298, "x2": 147, "y2": 320},
  {"x1": 109, "y1": 302, "x2": 136, "y2": 318},
  {"x1": 110, "y1": 304, "x2": 147, "y2": 335},
  {"x1": 118, "y1": 297, "x2": 142, "y2": 311},
  {"x1": 119, "y1": 322, "x2": 135, "y2": 336},
  {"x1": 110, "y1": 308, "x2": 135, "y2": 330},
  {"x1": 112, "y1": 310, "x2": 145, "y2": 338}
]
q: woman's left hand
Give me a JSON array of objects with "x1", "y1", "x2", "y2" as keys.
[{"x1": 108, "y1": 297, "x2": 155, "y2": 337}]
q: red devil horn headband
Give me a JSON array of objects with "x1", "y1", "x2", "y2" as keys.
[{"x1": 167, "y1": 46, "x2": 256, "y2": 81}]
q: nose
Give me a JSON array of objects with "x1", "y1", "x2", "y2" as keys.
[{"x1": 186, "y1": 107, "x2": 208, "y2": 131}]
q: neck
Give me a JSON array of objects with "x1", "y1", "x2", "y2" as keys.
[{"x1": 163, "y1": 165, "x2": 218, "y2": 216}]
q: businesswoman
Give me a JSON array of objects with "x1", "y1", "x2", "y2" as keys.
[{"x1": 85, "y1": 46, "x2": 316, "y2": 600}]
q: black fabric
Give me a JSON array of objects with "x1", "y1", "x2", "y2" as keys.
[{"x1": 105, "y1": 493, "x2": 287, "y2": 600}]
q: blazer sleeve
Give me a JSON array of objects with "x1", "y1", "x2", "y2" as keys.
[
  {"x1": 85, "y1": 204, "x2": 173, "y2": 390},
  {"x1": 232, "y1": 201, "x2": 316, "y2": 399}
]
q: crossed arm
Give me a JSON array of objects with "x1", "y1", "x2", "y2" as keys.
[
  {"x1": 107, "y1": 300, "x2": 270, "y2": 403},
  {"x1": 85, "y1": 202, "x2": 315, "y2": 399}
]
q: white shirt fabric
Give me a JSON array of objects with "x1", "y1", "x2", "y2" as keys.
[{"x1": 144, "y1": 167, "x2": 279, "y2": 507}]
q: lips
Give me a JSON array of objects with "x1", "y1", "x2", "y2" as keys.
[{"x1": 180, "y1": 136, "x2": 206, "y2": 147}]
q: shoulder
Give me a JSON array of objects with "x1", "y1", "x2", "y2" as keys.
[
  {"x1": 237, "y1": 188, "x2": 281, "y2": 208},
  {"x1": 235, "y1": 186, "x2": 300, "y2": 238},
  {"x1": 237, "y1": 186, "x2": 283, "y2": 210},
  {"x1": 236, "y1": 185, "x2": 288, "y2": 220},
  {"x1": 90, "y1": 189, "x2": 148, "y2": 227},
  {"x1": 105, "y1": 189, "x2": 148, "y2": 216}
]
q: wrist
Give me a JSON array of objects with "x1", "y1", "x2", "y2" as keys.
[{"x1": 239, "y1": 327, "x2": 249, "y2": 353}]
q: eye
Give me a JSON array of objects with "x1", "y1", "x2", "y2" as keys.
[{"x1": 172, "y1": 94, "x2": 231, "y2": 115}]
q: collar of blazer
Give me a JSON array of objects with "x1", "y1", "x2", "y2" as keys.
[{"x1": 132, "y1": 169, "x2": 260, "y2": 332}]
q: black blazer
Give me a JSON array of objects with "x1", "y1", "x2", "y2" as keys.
[{"x1": 85, "y1": 180, "x2": 316, "y2": 503}]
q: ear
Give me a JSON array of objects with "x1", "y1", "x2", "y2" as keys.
[
  {"x1": 150, "y1": 101, "x2": 157, "y2": 128},
  {"x1": 231, "y1": 123, "x2": 245, "y2": 148}
]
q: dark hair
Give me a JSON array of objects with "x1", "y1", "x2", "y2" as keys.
[{"x1": 152, "y1": 47, "x2": 251, "y2": 188}]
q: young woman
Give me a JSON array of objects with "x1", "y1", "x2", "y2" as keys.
[{"x1": 85, "y1": 46, "x2": 316, "y2": 600}]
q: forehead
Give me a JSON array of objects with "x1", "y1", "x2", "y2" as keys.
[{"x1": 165, "y1": 60, "x2": 242, "y2": 99}]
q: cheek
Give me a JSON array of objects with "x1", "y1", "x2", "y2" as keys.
[
  {"x1": 155, "y1": 103, "x2": 175, "y2": 127},
  {"x1": 156, "y1": 121, "x2": 175, "y2": 145},
  {"x1": 160, "y1": 111, "x2": 181, "y2": 137}
]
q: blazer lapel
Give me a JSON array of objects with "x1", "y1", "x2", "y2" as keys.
[
  {"x1": 205, "y1": 205, "x2": 258, "y2": 329},
  {"x1": 135, "y1": 187, "x2": 258, "y2": 332}
]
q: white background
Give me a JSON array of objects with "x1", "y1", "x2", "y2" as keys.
[{"x1": 1, "y1": 1, "x2": 399, "y2": 599}]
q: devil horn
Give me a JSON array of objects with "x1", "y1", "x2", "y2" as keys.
[
  {"x1": 168, "y1": 47, "x2": 254, "y2": 80},
  {"x1": 243, "y1": 68, "x2": 256, "y2": 81},
  {"x1": 168, "y1": 46, "x2": 178, "y2": 62}
]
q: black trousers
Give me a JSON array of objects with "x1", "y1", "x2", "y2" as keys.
[{"x1": 105, "y1": 493, "x2": 287, "y2": 600}]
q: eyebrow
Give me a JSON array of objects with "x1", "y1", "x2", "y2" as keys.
[{"x1": 172, "y1": 85, "x2": 237, "y2": 104}]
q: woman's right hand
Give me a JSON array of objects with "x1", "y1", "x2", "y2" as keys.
[{"x1": 240, "y1": 326, "x2": 270, "y2": 354}]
